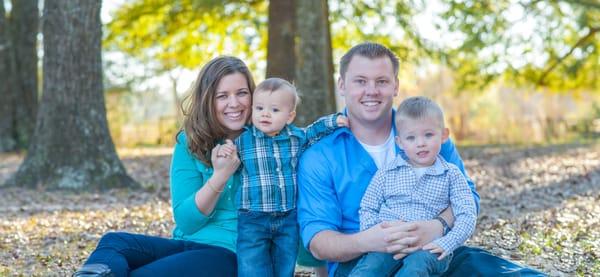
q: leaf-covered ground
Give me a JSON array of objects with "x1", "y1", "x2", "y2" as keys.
[{"x1": 1, "y1": 144, "x2": 599, "y2": 276}]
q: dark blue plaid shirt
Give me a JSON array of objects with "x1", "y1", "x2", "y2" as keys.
[{"x1": 235, "y1": 114, "x2": 339, "y2": 212}]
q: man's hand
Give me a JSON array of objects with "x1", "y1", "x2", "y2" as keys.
[
  {"x1": 381, "y1": 219, "x2": 444, "y2": 259},
  {"x1": 358, "y1": 223, "x2": 390, "y2": 253},
  {"x1": 336, "y1": 115, "x2": 349, "y2": 127},
  {"x1": 422, "y1": 242, "x2": 448, "y2": 260}
]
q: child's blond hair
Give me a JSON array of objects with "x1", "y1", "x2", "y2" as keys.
[
  {"x1": 395, "y1": 96, "x2": 445, "y2": 129},
  {"x1": 254, "y1": 78, "x2": 301, "y2": 109}
]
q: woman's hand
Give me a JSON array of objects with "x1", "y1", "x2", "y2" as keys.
[
  {"x1": 210, "y1": 139, "x2": 240, "y2": 184},
  {"x1": 194, "y1": 140, "x2": 240, "y2": 215}
]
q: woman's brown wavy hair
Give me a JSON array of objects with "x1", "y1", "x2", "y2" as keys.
[{"x1": 180, "y1": 56, "x2": 255, "y2": 166}]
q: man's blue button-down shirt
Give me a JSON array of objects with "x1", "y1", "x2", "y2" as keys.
[{"x1": 297, "y1": 110, "x2": 480, "y2": 274}]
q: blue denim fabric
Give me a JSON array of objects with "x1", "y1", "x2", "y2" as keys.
[
  {"x1": 237, "y1": 209, "x2": 299, "y2": 277},
  {"x1": 349, "y1": 251, "x2": 450, "y2": 277},
  {"x1": 395, "y1": 250, "x2": 450, "y2": 276},
  {"x1": 348, "y1": 252, "x2": 400, "y2": 277},
  {"x1": 83, "y1": 232, "x2": 237, "y2": 277},
  {"x1": 337, "y1": 246, "x2": 546, "y2": 277}
]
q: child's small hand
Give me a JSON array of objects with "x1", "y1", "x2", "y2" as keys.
[
  {"x1": 217, "y1": 140, "x2": 236, "y2": 158},
  {"x1": 422, "y1": 242, "x2": 448, "y2": 260},
  {"x1": 336, "y1": 115, "x2": 349, "y2": 127},
  {"x1": 211, "y1": 140, "x2": 240, "y2": 181}
]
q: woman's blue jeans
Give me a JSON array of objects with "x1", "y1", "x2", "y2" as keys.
[{"x1": 83, "y1": 232, "x2": 237, "y2": 277}]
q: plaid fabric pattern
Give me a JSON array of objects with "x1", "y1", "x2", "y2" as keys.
[
  {"x1": 359, "y1": 155, "x2": 477, "y2": 253},
  {"x1": 235, "y1": 114, "x2": 339, "y2": 212}
]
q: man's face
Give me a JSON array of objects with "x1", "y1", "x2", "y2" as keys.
[{"x1": 338, "y1": 55, "x2": 398, "y2": 126}]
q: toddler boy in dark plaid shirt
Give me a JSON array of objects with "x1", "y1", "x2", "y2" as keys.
[
  {"x1": 219, "y1": 78, "x2": 347, "y2": 277},
  {"x1": 349, "y1": 96, "x2": 477, "y2": 277}
]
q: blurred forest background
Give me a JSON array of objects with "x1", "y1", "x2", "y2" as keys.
[
  {"x1": 1, "y1": 0, "x2": 599, "y2": 275},
  {"x1": 104, "y1": 0, "x2": 600, "y2": 147},
  {"x1": 3, "y1": 0, "x2": 600, "y2": 152}
]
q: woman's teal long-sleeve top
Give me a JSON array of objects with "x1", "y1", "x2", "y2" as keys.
[{"x1": 169, "y1": 132, "x2": 240, "y2": 252}]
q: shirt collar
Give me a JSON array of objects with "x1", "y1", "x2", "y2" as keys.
[
  {"x1": 248, "y1": 124, "x2": 303, "y2": 139},
  {"x1": 336, "y1": 108, "x2": 401, "y2": 153},
  {"x1": 388, "y1": 154, "x2": 449, "y2": 176}
]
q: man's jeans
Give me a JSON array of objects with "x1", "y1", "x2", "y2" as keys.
[
  {"x1": 237, "y1": 209, "x2": 298, "y2": 277},
  {"x1": 348, "y1": 250, "x2": 451, "y2": 277},
  {"x1": 336, "y1": 246, "x2": 547, "y2": 277}
]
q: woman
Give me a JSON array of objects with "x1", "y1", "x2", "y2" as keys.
[{"x1": 74, "y1": 56, "x2": 254, "y2": 277}]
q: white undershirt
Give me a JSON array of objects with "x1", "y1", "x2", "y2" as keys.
[
  {"x1": 358, "y1": 131, "x2": 396, "y2": 169},
  {"x1": 412, "y1": 166, "x2": 431, "y2": 180}
]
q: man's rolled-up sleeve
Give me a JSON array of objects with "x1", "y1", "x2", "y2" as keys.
[{"x1": 297, "y1": 147, "x2": 342, "y2": 249}]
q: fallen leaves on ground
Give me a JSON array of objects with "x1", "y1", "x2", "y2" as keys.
[{"x1": 0, "y1": 143, "x2": 599, "y2": 276}]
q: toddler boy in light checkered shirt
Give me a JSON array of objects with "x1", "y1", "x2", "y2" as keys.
[
  {"x1": 349, "y1": 96, "x2": 477, "y2": 277},
  {"x1": 218, "y1": 77, "x2": 347, "y2": 277}
]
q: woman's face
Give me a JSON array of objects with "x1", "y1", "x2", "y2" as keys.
[{"x1": 214, "y1": 72, "x2": 252, "y2": 134}]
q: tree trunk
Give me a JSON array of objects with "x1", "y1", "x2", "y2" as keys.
[
  {"x1": 266, "y1": 0, "x2": 296, "y2": 82},
  {"x1": 0, "y1": 0, "x2": 17, "y2": 151},
  {"x1": 168, "y1": 71, "x2": 183, "y2": 125},
  {"x1": 7, "y1": 0, "x2": 138, "y2": 190},
  {"x1": 9, "y1": 0, "x2": 38, "y2": 148},
  {"x1": 295, "y1": 0, "x2": 336, "y2": 126}
]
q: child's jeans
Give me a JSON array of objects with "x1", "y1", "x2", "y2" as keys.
[
  {"x1": 349, "y1": 250, "x2": 452, "y2": 277},
  {"x1": 237, "y1": 209, "x2": 299, "y2": 277}
]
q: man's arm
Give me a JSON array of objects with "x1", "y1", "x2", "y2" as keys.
[
  {"x1": 308, "y1": 171, "x2": 387, "y2": 261},
  {"x1": 302, "y1": 113, "x2": 340, "y2": 144},
  {"x1": 297, "y1": 143, "x2": 389, "y2": 262},
  {"x1": 309, "y1": 225, "x2": 388, "y2": 262}
]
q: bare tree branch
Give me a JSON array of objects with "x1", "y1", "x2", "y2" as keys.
[{"x1": 537, "y1": 26, "x2": 600, "y2": 86}]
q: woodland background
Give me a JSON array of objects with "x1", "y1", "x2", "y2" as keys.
[{"x1": 0, "y1": 0, "x2": 599, "y2": 276}]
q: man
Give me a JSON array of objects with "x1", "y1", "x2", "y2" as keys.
[{"x1": 297, "y1": 42, "x2": 543, "y2": 276}]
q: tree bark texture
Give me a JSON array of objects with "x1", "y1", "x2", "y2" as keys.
[
  {"x1": 9, "y1": 0, "x2": 38, "y2": 148},
  {"x1": 0, "y1": 0, "x2": 17, "y2": 151},
  {"x1": 266, "y1": 0, "x2": 296, "y2": 82},
  {"x1": 295, "y1": 0, "x2": 336, "y2": 126},
  {"x1": 8, "y1": 0, "x2": 138, "y2": 190}
]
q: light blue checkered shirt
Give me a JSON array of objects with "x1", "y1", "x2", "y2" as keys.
[
  {"x1": 359, "y1": 155, "x2": 477, "y2": 253},
  {"x1": 235, "y1": 114, "x2": 339, "y2": 212}
]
